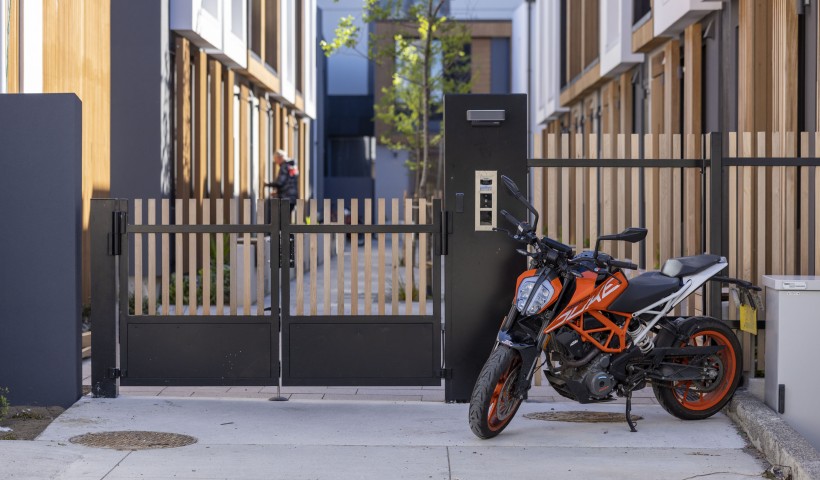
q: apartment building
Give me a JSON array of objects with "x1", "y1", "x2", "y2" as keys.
[
  {"x1": 1, "y1": 0, "x2": 111, "y2": 302},
  {"x1": 112, "y1": 0, "x2": 317, "y2": 213},
  {"x1": 318, "y1": 0, "x2": 521, "y2": 203},
  {"x1": 1, "y1": 0, "x2": 317, "y2": 301},
  {"x1": 533, "y1": 0, "x2": 819, "y2": 150}
]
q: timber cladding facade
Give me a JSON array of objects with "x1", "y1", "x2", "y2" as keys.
[
  {"x1": 532, "y1": 1, "x2": 820, "y2": 292},
  {"x1": 535, "y1": 0, "x2": 818, "y2": 152},
  {"x1": 1, "y1": 0, "x2": 316, "y2": 302},
  {"x1": 1, "y1": 0, "x2": 111, "y2": 303}
]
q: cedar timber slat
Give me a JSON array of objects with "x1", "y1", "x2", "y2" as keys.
[
  {"x1": 161, "y1": 199, "x2": 169, "y2": 314},
  {"x1": 310, "y1": 199, "x2": 318, "y2": 315},
  {"x1": 135, "y1": 200, "x2": 143, "y2": 315},
  {"x1": 378, "y1": 199, "x2": 387, "y2": 315},
  {"x1": 148, "y1": 199, "x2": 156, "y2": 315},
  {"x1": 405, "y1": 199, "x2": 413, "y2": 315},
  {"x1": 324, "y1": 198, "x2": 332, "y2": 315},
  {"x1": 351, "y1": 199, "x2": 359, "y2": 315},
  {"x1": 364, "y1": 199, "x2": 372, "y2": 315},
  {"x1": 175, "y1": 199, "x2": 184, "y2": 314},
  {"x1": 295, "y1": 200, "x2": 304, "y2": 315}
]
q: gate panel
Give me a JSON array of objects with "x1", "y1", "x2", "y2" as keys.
[
  {"x1": 281, "y1": 199, "x2": 443, "y2": 387},
  {"x1": 286, "y1": 318, "x2": 437, "y2": 385},
  {"x1": 124, "y1": 320, "x2": 273, "y2": 385},
  {"x1": 119, "y1": 199, "x2": 280, "y2": 387}
]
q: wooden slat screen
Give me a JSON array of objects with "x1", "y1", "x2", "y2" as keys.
[{"x1": 530, "y1": 131, "x2": 820, "y2": 377}]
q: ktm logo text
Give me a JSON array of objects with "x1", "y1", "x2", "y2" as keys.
[{"x1": 554, "y1": 278, "x2": 621, "y2": 324}]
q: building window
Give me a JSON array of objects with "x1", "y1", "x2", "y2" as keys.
[
  {"x1": 250, "y1": 0, "x2": 262, "y2": 57},
  {"x1": 633, "y1": 0, "x2": 651, "y2": 25},
  {"x1": 490, "y1": 38, "x2": 510, "y2": 94},
  {"x1": 265, "y1": 0, "x2": 279, "y2": 70},
  {"x1": 296, "y1": 0, "x2": 303, "y2": 92},
  {"x1": 326, "y1": 136, "x2": 374, "y2": 177}
]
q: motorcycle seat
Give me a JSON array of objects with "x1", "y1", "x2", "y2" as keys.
[
  {"x1": 661, "y1": 254, "x2": 724, "y2": 278},
  {"x1": 607, "y1": 272, "x2": 680, "y2": 313}
]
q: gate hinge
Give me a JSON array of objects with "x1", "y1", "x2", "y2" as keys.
[
  {"x1": 109, "y1": 211, "x2": 127, "y2": 256},
  {"x1": 107, "y1": 368, "x2": 122, "y2": 379},
  {"x1": 438, "y1": 368, "x2": 452, "y2": 379},
  {"x1": 288, "y1": 233, "x2": 295, "y2": 268},
  {"x1": 440, "y1": 211, "x2": 450, "y2": 255}
]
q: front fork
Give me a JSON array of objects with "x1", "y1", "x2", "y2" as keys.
[{"x1": 496, "y1": 307, "x2": 546, "y2": 399}]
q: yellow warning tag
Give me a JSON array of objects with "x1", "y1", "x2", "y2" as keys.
[{"x1": 739, "y1": 304, "x2": 757, "y2": 335}]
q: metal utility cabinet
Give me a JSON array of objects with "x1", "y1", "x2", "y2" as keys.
[{"x1": 763, "y1": 275, "x2": 820, "y2": 451}]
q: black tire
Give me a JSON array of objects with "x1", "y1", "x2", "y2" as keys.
[
  {"x1": 652, "y1": 317, "x2": 742, "y2": 420},
  {"x1": 469, "y1": 345, "x2": 524, "y2": 439}
]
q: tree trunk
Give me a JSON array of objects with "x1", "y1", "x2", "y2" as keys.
[{"x1": 418, "y1": 0, "x2": 434, "y2": 197}]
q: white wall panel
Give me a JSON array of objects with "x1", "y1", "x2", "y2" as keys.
[
  {"x1": 535, "y1": 0, "x2": 566, "y2": 123},
  {"x1": 304, "y1": 0, "x2": 317, "y2": 118},
  {"x1": 170, "y1": 0, "x2": 223, "y2": 51},
  {"x1": 280, "y1": 0, "x2": 296, "y2": 104},
  {"x1": 1, "y1": 0, "x2": 7, "y2": 93},
  {"x1": 599, "y1": 0, "x2": 643, "y2": 78},
  {"x1": 653, "y1": 0, "x2": 721, "y2": 38},
  {"x1": 20, "y1": 0, "x2": 42, "y2": 93},
  {"x1": 217, "y1": 0, "x2": 247, "y2": 68}
]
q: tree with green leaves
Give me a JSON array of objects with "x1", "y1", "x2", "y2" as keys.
[{"x1": 321, "y1": 0, "x2": 472, "y2": 198}]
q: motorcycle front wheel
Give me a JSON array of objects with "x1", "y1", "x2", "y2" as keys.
[{"x1": 469, "y1": 345, "x2": 524, "y2": 439}]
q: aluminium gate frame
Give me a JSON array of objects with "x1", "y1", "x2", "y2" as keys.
[
  {"x1": 279, "y1": 199, "x2": 445, "y2": 387},
  {"x1": 91, "y1": 198, "x2": 446, "y2": 396}
]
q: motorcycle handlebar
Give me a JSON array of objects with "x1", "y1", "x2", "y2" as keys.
[
  {"x1": 542, "y1": 236, "x2": 573, "y2": 254},
  {"x1": 608, "y1": 259, "x2": 638, "y2": 271},
  {"x1": 499, "y1": 208, "x2": 518, "y2": 225}
]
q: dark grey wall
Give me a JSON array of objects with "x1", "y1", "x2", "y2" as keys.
[
  {"x1": 110, "y1": 0, "x2": 171, "y2": 201},
  {"x1": 0, "y1": 94, "x2": 82, "y2": 408}
]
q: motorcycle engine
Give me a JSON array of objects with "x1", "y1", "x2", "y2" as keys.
[
  {"x1": 551, "y1": 330, "x2": 616, "y2": 401},
  {"x1": 555, "y1": 331, "x2": 592, "y2": 360},
  {"x1": 581, "y1": 354, "x2": 616, "y2": 400}
]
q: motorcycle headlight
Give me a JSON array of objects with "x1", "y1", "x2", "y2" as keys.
[{"x1": 515, "y1": 277, "x2": 554, "y2": 316}]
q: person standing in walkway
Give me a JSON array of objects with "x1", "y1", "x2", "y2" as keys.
[{"x1": 266, "y1": 149, "x2": 299, "y2": 212}]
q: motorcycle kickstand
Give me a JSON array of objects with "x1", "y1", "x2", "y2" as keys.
[{"x1": 625, "y1": 391, "x2": 637, "y2": 433}]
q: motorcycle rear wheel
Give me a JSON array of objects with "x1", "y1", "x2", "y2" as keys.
[
  {"x1": 469, "y1": 345, "x2": 524, "y2": 439},
  {"x1": 652, "y1": 317, "x2": 742, "y2": 420}
]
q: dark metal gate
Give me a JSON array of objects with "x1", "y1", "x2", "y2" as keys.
[
  {"x1": 92, "y1": 199, "x2": 281, "y2": 390},
  {"x1": 279, "y1": 199, "x2": 443, "y2": 386},
  {"x1": 91, "y1": 197, "x2": 444, "y2": 395}
]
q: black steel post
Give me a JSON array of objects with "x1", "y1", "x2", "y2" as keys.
[
  {"x1": 708, "y1": 133, "x2": 726, "y2": 320},
  {"x1": 90, "y1": 199, "x2": 126, "y2": 398}
]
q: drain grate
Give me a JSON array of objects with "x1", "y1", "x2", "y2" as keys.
[
  {"x1": 524, "y1": 411, "x2": 643, "y2": 423},
  {"x1": 69, "y1": 431, "x2": 197, "y2": 450}
]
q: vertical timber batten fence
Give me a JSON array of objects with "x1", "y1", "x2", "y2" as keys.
[{"x1": 529, "y1": 131, "x2": 820, "y2": 377}]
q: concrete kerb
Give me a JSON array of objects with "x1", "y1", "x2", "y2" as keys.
[{"x1": 727, "y1": 390, "x2": 820, "y2": 480}]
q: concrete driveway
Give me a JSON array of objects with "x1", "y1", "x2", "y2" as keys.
[{"x1": 0, "y1": 395, "x2": 767, "y2": 479}]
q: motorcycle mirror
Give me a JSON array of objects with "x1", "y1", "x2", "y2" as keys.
[
  {"x1": 500, "y1": 174, "x2": 540, "y2": 233},
  {"x1": 593, "y1": 227, "x2": 648, "y2": 260},
  {"x1": 501, "y1": 175, "x2": 521, "y2": 196},
  {"x1": 618, "y1": 227, "x2": 648, "y2": 243}
]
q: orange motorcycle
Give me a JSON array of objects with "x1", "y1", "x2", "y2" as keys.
[{"x1": 469, "y1": 176, "x2": 760, "y2": 438}]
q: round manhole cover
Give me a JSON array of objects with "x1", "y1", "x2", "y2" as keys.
[
  {"x1": 524, "y1": 411, "x2": 643, "y2": 423},
  {"x1": 69, "y1": 431, "x2": 197, "y2": 450}
]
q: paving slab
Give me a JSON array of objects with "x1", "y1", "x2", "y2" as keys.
[
  {"x1": 103, "y1": 445, "x2": 450, "y2": 480},
  {"x1": 448, "y1": 446, "x2": 763, "y2": 480},
  {"x1": 0, "y1": 440, "x2": 126, "y2": 480},
  {"x1": 39, "y1": 397, "x2": 750, "y2": 450},
  {"x1": 5, "y1": 395, "x2": 767, "y2": 479}
]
